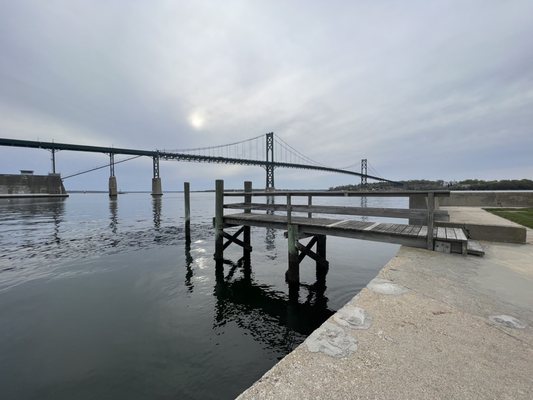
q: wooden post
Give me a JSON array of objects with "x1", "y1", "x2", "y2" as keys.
[
  {"x1": 286, "y1": 223, "x2": 300, "y2": 284},
  {"x1": 287, "y1": 194, "x2": 292, "y2": 224},
  {"x1": 214, "y1": 179, "x2": 224, "y2": 260},
  {"x1": 316, "y1": 235, "x2": 327, "y2": 265},
  {"x1": 427, "y1": 192, "x2": 435, "y2": 250},
  {"x1": 308, "y1": 195, "x2": 312, "y2": 219},
  {"x1": 184, "y1": 181, "x2": 191, "y2": 243},
  {"x1": 243, "y1": 181, "x2": 252, "y2": 259}
]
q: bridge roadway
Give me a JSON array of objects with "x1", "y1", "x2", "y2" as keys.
[{"x1": 0, "y1": 137, "x2": 397, "y2": 194}]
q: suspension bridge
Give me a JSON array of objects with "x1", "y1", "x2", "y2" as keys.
[{"x1": 0, "y1": 133, "x2": 396, "y2": 195}]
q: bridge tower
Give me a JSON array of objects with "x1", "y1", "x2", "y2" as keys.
[
  {"x1": 50, "y1": 148, "x2": 57, "y2": 174},
  {"x1": 109, "y1": 153, "x2": 118, "y2": 197},
  {"x1": 361, "y1": 158, "x2": 368, "y2": 187},
  {"x1": 152, "y1": 154, "x2": 163, "y2": 196},
  {"x1": 265, "y1": 132, "x2": 275, "y2": 190}
]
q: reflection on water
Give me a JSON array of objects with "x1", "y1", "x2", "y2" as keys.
[
  {"x1": 361, "y1": 196, "x2": 368, "y2": 222},
  {"x1": 184, "y1": 240, "x2": 194, "y2": 293},
  {"x1": 152, "y1": 196, "x2": 162, "y2": 230},
  {"x1": 109, "y1": 198, "x2": 118, "y2": 234},
  {"x1": 213, "y1": 258, "x2": 334, "y2": 356},
  {"x1": 0, "y1": 193, "x2": 401, "y2": 400}
]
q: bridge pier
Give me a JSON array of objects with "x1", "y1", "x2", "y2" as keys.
[
  {"x1": 109, "y1": 153, "x2": 117, "y2": 197},
  {"x1": 151, "y1": 155, "x2": 163, "y2": 196}
]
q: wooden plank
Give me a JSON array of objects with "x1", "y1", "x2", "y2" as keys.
[
  {"x1": 410, "y1": 225, "x2": 423, "y2": 237},
  {"x1": 467, "y1": 240, "x2": 485, "y2": 256},
  {"x1": 363, "y1": 222, "x2": 380, "y2": 231},
  {"x1": 445, "y1": 227, "x2": 456, "y2": 240},
  {"x1": 394, "y1": 225, "x2": 410, "y2": 234},
  {"x1": 437, "y1": 227, "x2": 446, "y2": 240},
  {"x1": 418, "y1": 226, "x2": 428, "y2": 238},
  {"x1": 374, "y1": 223, "x2": 395, "y2": 232},
  {"x1": 341, "y1": 220, "x2": 372, "y2": 230},
  {"x1": 402, "y1": 225, "x2": 421, "y2": 236},
  {"x1": 381, "y1": 224, "x2": 399, "y2": 233},
  {"x1": 455, "y1": 228, "x2": 468, "y2": 242},
  {"x1": 326, "y1": 219, "x2": 352, "y2": 228}
]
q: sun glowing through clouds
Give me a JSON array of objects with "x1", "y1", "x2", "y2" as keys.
[{"x1": 188, "y1": 111, "x2": 205, "y2": 129}]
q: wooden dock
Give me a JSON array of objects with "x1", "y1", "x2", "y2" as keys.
[
  {"x1": 223, "y1": 212, "x2": 467, "y2": 250},
  {"x1": 214, "y1": 180, "x2": 469, "y2": 285}
]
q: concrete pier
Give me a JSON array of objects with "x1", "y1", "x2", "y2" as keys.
[
  {"x1": 108, "y1": 176, "x2": 118, "y2": 197},
  {"x1": 151, "y1": 177, "x2": 162, "y2": 196},
  {"x1": 238, "y1": 213, "x2": 533, "y2": 399}
]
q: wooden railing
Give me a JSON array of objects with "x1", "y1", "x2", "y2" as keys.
[{"x1": 216, "y1": 181, "x2": 450, "y2": 251}]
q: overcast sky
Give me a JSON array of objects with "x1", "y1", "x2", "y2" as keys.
[{"x1": 1, "y1": 0, "x2": 532, "y2": 191}]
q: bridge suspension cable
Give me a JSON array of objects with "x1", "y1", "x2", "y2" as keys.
[
  {"x1": 163, "y1": 133, "x2": 266, "y2": 161},
  {"x1": 163, "y1": 132, "x2": 327, "y2": 166},
  {"x1": 62, "y1": 155, "x2": 143, "y2": 180},
  {"x1": 273, "y1": 135, "x2": 325, "y2": 166}
]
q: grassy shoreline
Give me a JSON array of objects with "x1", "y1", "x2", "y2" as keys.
[{"x1": 484, "y1": 208, "x2": 533, "y2": 229}]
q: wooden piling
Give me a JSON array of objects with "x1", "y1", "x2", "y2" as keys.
[
  {"x1": 243, "y1": 181, "x2": 252, "y2": 259},
  {"x1": 427, "y1": 192, "x2": 435, "y2": 250},
  {"x1": 184, "y1": 182, "x2": 191, "y2": 243},
  {"x1": 286, "y1": 223, "x2": 300, "y2": 284},
  {"x1": 287, "y1": 194, "x2": 292, "y2": 224},
  {"x1": 214, "y1": 179, "x2": 224, "y2": 260},
  {"x1": 307, "y1": 195, "x2": 312, "y2": 218}
]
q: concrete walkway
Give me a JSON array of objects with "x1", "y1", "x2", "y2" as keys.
[{"x1": 238, "y1": 219, "x2": 533, "y2": 399}]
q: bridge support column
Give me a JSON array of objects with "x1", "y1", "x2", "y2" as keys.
[
  {"x1": 109, "y1": 153, "x2": 117, "y2": 197},
  {"x1": 152, "y1": 178, "x2": 162, "y2": 196},
  {"x1": 151, "y1": 155, "x2": 163, "y2": 196},
  {"x1": 51, "y1": 148, "x2": 56, "y2": 174},
  {"x1": 109, "y1": 176, "x2": 118, "y2": 197}
]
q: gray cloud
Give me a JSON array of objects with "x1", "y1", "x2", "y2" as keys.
[{"x1": 1, "y1": 0, "x2": 532, "y2": 190}]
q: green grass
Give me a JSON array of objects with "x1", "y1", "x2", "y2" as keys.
[{"x1": 484, "y1": 208, "x2": 533, "y2": 229}]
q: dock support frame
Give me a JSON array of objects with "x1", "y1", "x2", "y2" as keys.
[{"x1": 214, "y1": 179, "x2": 253, "y2": 261}]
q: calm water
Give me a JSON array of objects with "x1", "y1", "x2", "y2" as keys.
[{"x1": 0, "y1": 192, "x2": 402, "y2": 400}]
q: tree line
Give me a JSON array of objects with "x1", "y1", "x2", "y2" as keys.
[{"x1": 329, "y1": 179, "x2": 533, "y2": 191}]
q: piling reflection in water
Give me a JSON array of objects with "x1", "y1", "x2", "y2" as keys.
[
  {"x1": 184, "y1": 240, "x2": 194, "y2": 293},
  {"x1": 152, "y1": 196, "x2": 162, "y2": 230},
  {"x1": 213, "y1": 257, "x2": 334, "y2": 355},
  {"x1": 360, "y1": 196, "x2": 368, "y2": 222},
  {"x1": 109, "y1": 198, "x2": 118, "y2": 234},
  {"x1": 265, "y1": 195, "x2": 277, "y2": 252}
]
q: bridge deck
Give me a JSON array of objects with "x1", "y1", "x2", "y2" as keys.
[{"x1": 223, "y1": 212, "x2": 467, "y2": 252}]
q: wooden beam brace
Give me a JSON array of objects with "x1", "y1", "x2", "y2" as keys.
[
  {"x1": 222, "y1": 227, "x2": 252, "y2": 252},
  {"x1": 296, "y1": 240, "x2": 328, "y2": 267},
  {"x1": 297, "y1": 236, "x2": 318, "y2": 263}
]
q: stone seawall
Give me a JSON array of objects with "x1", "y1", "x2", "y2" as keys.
[
  {"x1": 0, "y1": 174, "x2": 67, "y2": 197},
  {"x1": 410, "y1": 191, "x2": 533, "y2": 209},
  {"x1": 238, "y1": 234, "x2": 533, "y2": 400},
  {"x1": 440, "y1": 191, "x2": 533, "y2": 207}
]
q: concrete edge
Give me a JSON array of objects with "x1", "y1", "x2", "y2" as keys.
[{"x1": 235, "y1": 248, "x2": 403, "y2": 399}]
